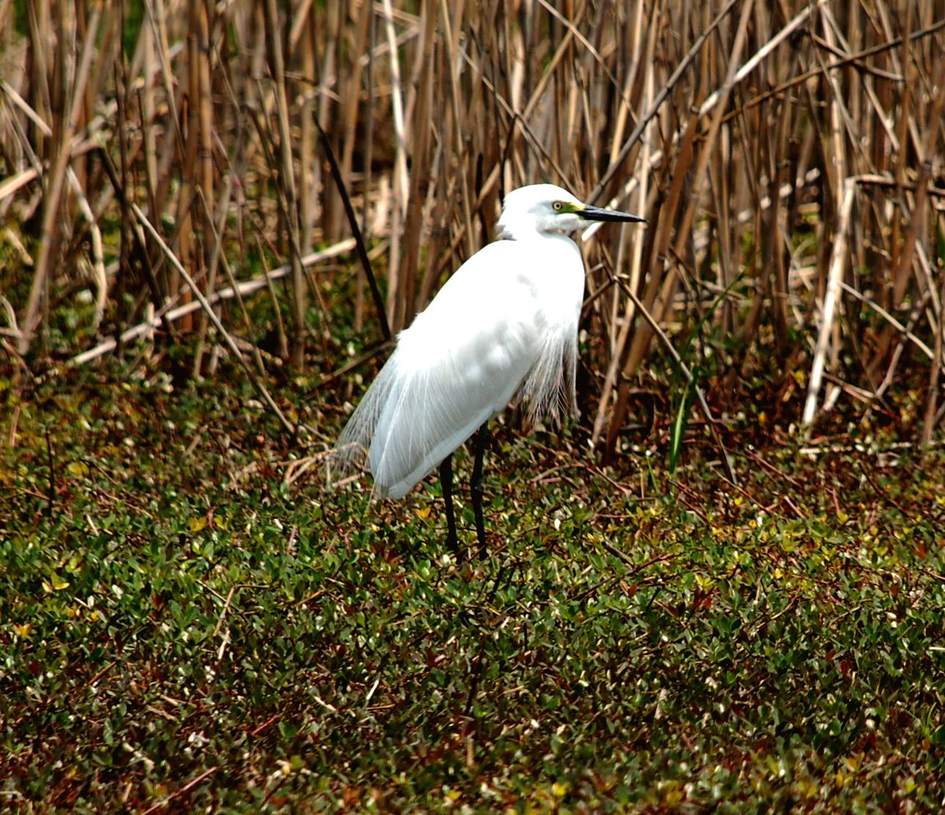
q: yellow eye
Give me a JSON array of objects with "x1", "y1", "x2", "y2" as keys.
[{"x1": 552, "y1": 201, "x2": 563, "y2": 211}]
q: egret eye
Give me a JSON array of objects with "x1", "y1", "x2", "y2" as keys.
[{"x1": 552, "y1": 201, "x2": 563, "y2": 212}]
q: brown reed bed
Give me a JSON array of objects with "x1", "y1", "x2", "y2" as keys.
[{"x1": 1, "y1": 0, "x2": 943, "y2": 454}]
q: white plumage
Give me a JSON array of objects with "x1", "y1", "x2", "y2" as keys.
[
  {"x1": 340, "y1": 233, "x2": 582, "y2": 497},
  {"x1": 334, "y1": 183, "x2": 643, "y2": 545}
]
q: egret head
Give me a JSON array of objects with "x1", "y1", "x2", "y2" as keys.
[{"x1": 497, "y1": 183, "x2": 645, "y2": 240}]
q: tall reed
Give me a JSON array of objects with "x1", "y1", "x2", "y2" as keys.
[{"x1": 1, "y1": 0, "x2": 943, "y2": 452}]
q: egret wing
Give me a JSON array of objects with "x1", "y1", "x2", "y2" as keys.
[{"x1": 336, "y1": 241, "x2": 546, "y2": 498}]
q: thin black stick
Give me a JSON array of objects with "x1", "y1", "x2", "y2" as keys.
[{"x1": 315, "y1": 119, "x2": 391, "y2": 342}]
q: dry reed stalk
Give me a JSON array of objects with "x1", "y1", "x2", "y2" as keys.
[
  {"x1": 18, "y1": 2, "x2": 101, "y2": 356},
  {"x1": 921, "y1": 271, "x2": 945, "y2": 445},
  {"x1": 263, "y1": 0, "x2": 307, "y2": 368},
  {"x1": 602, "y1": 114, "x2": 697, "y2": 457},
  {"x1": 131, "y1": 200, "x2": 293, "y2": 431},
  {"x1": 3, "y1": 0, "x2": 943, "y2": 451},
  {"x1": 0, "y1": 88, "x2": 104, "y2": 310},
  {"x1": 312, "y1": 2, "x2": 341, "y2": 240},
  {"x1": 166, "y1": 0, "x2": 203, "y2": 333},
  {"x1": 141, "y1": 0, "x2": 185, "y2": 306},
  {"x1": 803, "y1": 177, "x2": 856, "y2": 427},
  {"x1": 337, "y1": 2, "x2": 373, "y2": 236},
  {"x1": 381, "y1": 0, "x2": 409, "y2": 330},
  {"x1": 193, "y1": 171, "x2": 235, "y2": 378},
  {"x1": 918, "y1": 58, "x2": 945, "y2": 444},
  {"x1": 25, "y1": 0, "x2": 51, "y2": 162},
  {"x1": 191, "y1": 0, "x2": 218, "y2": 375},
  {"x1": 817, "y1": 6, "x2": 851, "y2": 416},
  {"x1": 140, "y1": 15, "x2": 159, "y2": 212},
  {"x1": 256, "y1": 232, "x2": 290, "y2": 360},
  {"x1": 353, "y1": 5, "x2": 378, "y2": 332},
  {"x1": 439, "y1": 0, "x2": 474, "y2": 258},
  {"x1": 297, "y1": 5, "x2": 316, "y2": 256},
  {"x1": 391, "y1": 4, "x2": 436, "y2": 331},
  {"x1": 591, "y1": 26, "x2": 656, "y2": 448}
]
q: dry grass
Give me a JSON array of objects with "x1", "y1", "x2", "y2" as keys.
[{"x1": 1, "y1": 0, "x2": 944, "y2": 452}]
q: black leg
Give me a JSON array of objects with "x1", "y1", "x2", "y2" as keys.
[
  {"x1": 439, "y1": 453, "x2": 460, "y2": 558},
  {"x1": 471, "y1": 424, "x2": 490, "y2": 559}
]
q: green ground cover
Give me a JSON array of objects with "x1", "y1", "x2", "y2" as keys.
[{"x1": 2, "y1": 371, "x2": 944, "y2": 812}]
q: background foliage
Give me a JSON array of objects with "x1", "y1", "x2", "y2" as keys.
[{"x1": 2, "y1": 374, "x2": 945, "y2": 810}]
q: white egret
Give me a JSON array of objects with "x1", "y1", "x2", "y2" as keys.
[{"x1": 335, "y1": 183, "x2": 644, "y2": 558}]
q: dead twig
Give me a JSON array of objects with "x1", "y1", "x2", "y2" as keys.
[{"x1": 131, "y1": 202, "x2": 295, "y2": 435}]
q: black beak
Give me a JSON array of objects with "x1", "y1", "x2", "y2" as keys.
[{"x1": 580, "y1": 205, "x2": 646, "y2": 224}]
